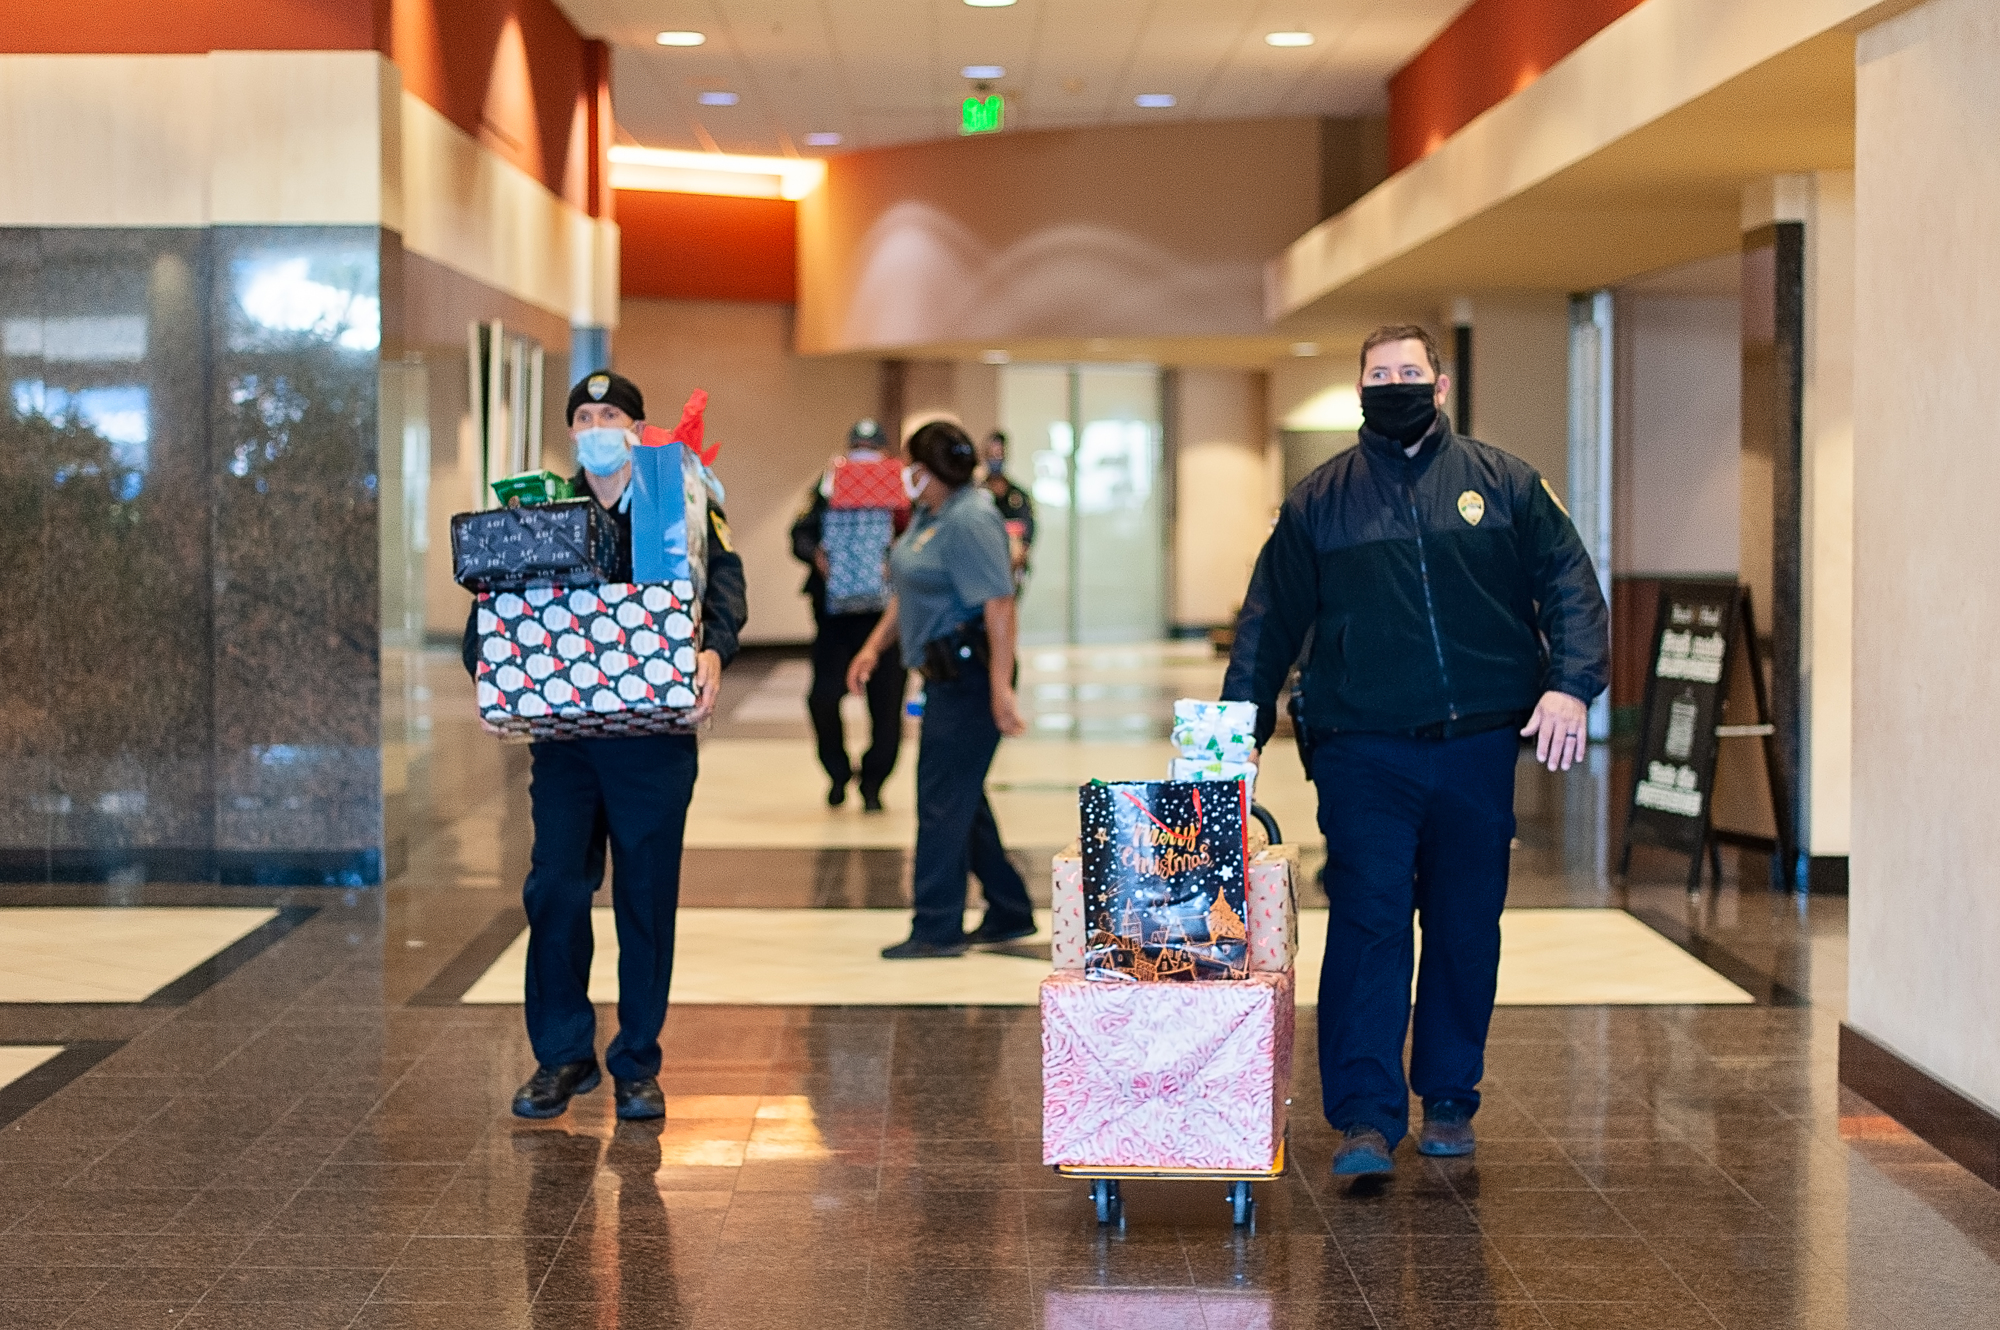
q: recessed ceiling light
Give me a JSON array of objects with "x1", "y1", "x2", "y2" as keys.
[
  {"x1": 961, "y1": 65, "x2": 1005, "y2": 80},
  {"x1": 803, "y1": 132, "x2": 843, "y2": 147},
  {"x1": 1291, "y1": 342, "x2": 1320, "y2": 358},
  {"x1": 964, "y1": 0, "x2": 1017, "y2": 7},
  {"x1": 697, "y1": 91, "x2": 739, "y2": 106},
  {"x1": 655, "y1": 31, "x2": 705, "y2": 47},
  {"x1": 1265, "y1": 32, "x2": 1314, "y2": 47},
  {"x1": 982, "y1": 350, "x2": 1011, "y2": 365},
  {"x1": 1134, "y1": 93, "x2": 1176, "y2": 108}
]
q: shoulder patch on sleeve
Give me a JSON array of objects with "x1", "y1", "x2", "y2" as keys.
[
  {"x1": 709, "y1": 510, "x2": 735, "y2": 553},
  {"x1": 1540, "y1": 477, "x2": 1570, "y2": 517}
]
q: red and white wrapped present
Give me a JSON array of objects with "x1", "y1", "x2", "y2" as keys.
[
  {"x1": 1051, "y1": 844, "x2": 1296, "y2": 973},
  {"x1": 474, "y1": 581, "x2": 702, "y2": 740},
  {"x1": 1040, "y1": 969, "x2": 1293, "y2": 1171},
  {"x1": 828, "y1": 455, "x2": 909, "y2": 511}
]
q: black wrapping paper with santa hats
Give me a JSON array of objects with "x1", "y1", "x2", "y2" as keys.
[{"x1": 1079, "y1": 780, "x2": 1251, "y2": 982}]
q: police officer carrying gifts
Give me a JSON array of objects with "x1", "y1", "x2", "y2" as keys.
[
  {"x1": 455, "y1": 369, "x2": 747, "y2": 1121},
  {"x1": 1222, "y1": 325, "x2": 1608, "y2": 1177}
]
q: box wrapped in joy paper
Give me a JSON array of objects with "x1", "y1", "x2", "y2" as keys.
[
  {"x1": 1040, "y1": 968, "x2": 1293, "y2": 1171},
  {"x1": 474, "y1": 582, "x2": 701, "y2": 740},
  {"x1": 1168, "y1": 756, "x2": 1258, "y2": 795},
  {"x1": 1053, "y1": 843, "x2": 1296, "y2": 974},
  {"x1": 1170, "y1": 699, "x2": 1258, "y2": 764},
  {"x1": 450, "y1": 499, "x2": 620, "y2": 594}
]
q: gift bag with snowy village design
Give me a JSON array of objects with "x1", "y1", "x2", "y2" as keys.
[{"x1": 1078, "y1": 780, "x2": 1251, "y2": 982}]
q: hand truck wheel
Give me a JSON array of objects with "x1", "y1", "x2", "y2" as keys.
[
  {"x1": 1090, "y1": 1178, "x2": 1123, "y2": 1226},
  {"x1": 1228, "y1": 1180, "x2": 1255, "y2": 1228}
]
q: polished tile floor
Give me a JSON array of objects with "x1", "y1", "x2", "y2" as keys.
[{"x1": 1, "y1": 645, "x2": 1997, "y2": 1328}]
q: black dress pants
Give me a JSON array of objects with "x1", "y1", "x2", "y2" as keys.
[
  {"x1": 522, "y1": 733, "x2": 698, "y2": 1081},
  {"x1": 1311, "y1": 727, "x2": 1519, "y2": 1148},
  {"x1": 908, "y1": 661, "x2": 1033, "y2": 945},
  {"x1": 808, "y1": 610, "x2": 906, "y2": 793}
]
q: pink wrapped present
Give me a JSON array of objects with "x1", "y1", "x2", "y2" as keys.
[
  {"x1": 1041, "y1": 969, "x2": 1293, "y2": 1170},
  {"x1": 1045, "y1": 1290, "x2": 1270, "y2": 1330},
  {"x1": 1052, "y1": 846, "x2": 1294, "y2": 974},
  {"x1": 1052, "y1": 854, "x2": 1087, "y2": 969},
  {"x1": 1247, "y1": 845, "x2": 1299, "y2": 972}
]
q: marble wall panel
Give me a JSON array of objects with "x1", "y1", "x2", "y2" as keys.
[
  {"x1": 208, "y1": 227, "x2": 387, "y2": 884},
  {"x1": 0, "y1": 228, "x2": 216, "y2": 878}
]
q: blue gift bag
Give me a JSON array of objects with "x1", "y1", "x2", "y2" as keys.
[{"x1": 630, "y1": 439, "x2": 709, "y2": 596}]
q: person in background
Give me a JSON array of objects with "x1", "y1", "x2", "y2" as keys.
[
  {"x1": 1222, "y1": 325, "x2": 1608, "y2": 1177},
  {"x1": 464, "y1": 370, "x2": 749, "y2": 1123},
  {"x1": 848, "y1": 420, "x2": 1037, "y2": 959},
  {"x1": 982, "y1": 429, "x2": 1036, "y2": 590},
  {"x1": 790, "y1": 419, "x2": 907, "y2": 812}
]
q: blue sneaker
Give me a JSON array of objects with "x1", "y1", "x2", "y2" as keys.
[
  {"x1": 1417, "y1": 1099, "x2": 1476, "y2": 1157},
  {"x1": 1331, "y1": 1127, "x2": 1395, "y2": 1176}
]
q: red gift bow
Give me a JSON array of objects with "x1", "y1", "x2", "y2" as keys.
[{"x1": 637, "y1": 389, "x2": 719, "y2": 466}]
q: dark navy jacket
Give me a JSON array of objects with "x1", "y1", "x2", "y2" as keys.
[{"x1": 1222, "y1": 418, "x2": 1608, "y2": 746}]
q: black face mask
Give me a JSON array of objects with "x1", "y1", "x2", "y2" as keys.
[{"x1": 1359, "y1": 382, "x2": 1439, "y2": 445}]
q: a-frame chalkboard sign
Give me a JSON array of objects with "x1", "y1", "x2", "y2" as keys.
[{"x1": 1618, "y1": 581, "x2": 1793, "y2": 891}]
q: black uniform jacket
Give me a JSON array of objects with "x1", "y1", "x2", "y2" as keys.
[
  {"x1": 461, "y1": 469, "x2": 748, "y2": 678},
  {"x1": 788, "y1": 484, "x2": 831, "y2": 611},
  {"x1": 1221, "y1": 418, "x2": 1608, "y2": 747}
]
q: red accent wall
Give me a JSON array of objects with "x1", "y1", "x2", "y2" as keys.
[
  {"x1": 0, "y1": 0, "x2": 373, "y2": 51},
  {"x1": 1388, "y1": 0, "x2": 1647, "y2": 172},
  {"x1": 385, "y1": 0, "x2": 600, "y2": 210},
  {"x1": 617, "y1": 190, "x2": 799, "y2": 305}
]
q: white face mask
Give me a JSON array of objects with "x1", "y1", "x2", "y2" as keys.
[{"x1": 902, "y1": 464, "x2": 930, "y2": 502}]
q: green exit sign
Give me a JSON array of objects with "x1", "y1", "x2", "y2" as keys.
[{"x1": 961, "y1": 94, "x2": 1004, "y2": 135}]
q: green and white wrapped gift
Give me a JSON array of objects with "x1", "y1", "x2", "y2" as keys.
[{"x1": 1169, "y1": 699, "x2": 1258, "y2": 764}]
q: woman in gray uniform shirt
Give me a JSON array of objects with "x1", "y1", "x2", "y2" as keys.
[{"x1": 847, "y1": 420, "x2": 1037, "y2": 958}]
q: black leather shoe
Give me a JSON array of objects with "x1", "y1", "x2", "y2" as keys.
[
  {"x1": 1417, "y1": 1099, "x2": 1476, "y2": 1157},
  {"x1": 827, "y1": 781, "x2": 848, "y2": 807},
  {"x1": 614, "y1": 1076, "x2": 666, "y2": 1121},
  {"x1": 969, "y1": 917, "x2": 1036, "y2": 945},
  {"x1": 511, "y1": 1059, "x2": 600, "y2": 1119},
  {"x1": 880, "y1": 937, "x2": 968, "y2": 959},
  {"x1": 860, "y1": 787, "x2": 884, "y2": 813}
]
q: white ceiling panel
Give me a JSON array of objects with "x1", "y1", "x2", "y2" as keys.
[{"x1": 564, "y1": 0, "x2": 1470, "y2": 155}]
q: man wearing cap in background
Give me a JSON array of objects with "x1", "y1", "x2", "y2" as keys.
[
  {"x1": 790, "y1": 419, "x2": 908, "y2": 812},
  {"x1": 464, "y1": 369, "x2": 749, "y2": 1123}
]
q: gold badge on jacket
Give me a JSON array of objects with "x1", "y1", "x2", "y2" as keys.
[{"x1": 1457, "y1": 490, "x2": 1486, "y2": 526}]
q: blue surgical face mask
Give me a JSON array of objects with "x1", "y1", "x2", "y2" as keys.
[{"x1": 574, "y1": 427, "x2": 631, "y2": 476}]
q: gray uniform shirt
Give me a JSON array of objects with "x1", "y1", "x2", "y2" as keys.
[{"x1": 889, "y1": 483, "x2": 1014, "y2": 662}]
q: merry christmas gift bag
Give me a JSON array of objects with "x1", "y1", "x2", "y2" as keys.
[{"x1": 1078, "y1": 780, "x2": 1251, "y2": 982}]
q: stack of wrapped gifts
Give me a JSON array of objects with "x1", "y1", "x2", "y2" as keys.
[
  {"x1": 451, "y1": 399, "x2": 715, "y2": 742},
  {"x1": 1041, "y1": 702, "x2": 1297, "y2": 1174},
  {"x1": 822, "y1": 454, "x2": 908, "y2": 614}
]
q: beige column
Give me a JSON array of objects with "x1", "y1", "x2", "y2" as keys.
[
  {"x1": 1849, "y1": 0, "x2": 2000, "y2": 1111},
  {"x1": 1173, "y1": 369, "x2": 1277, "y2": 631},
  {"x1": 1741, "y1": 171, "x2": 1855, "y2": 869}
]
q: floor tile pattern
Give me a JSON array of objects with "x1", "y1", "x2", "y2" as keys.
[{"x1": 0, "y1": 646, "x2": 1992, "y2": 1328}]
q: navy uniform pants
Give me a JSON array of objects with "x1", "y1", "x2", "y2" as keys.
[
  {"x1": 909, "y1": 661, "x2": 1033, "y2": 945},
  {"x1": 522, "y1": 733, "x2": 697, "y2": 1082},
  {"x1": 808, "y1": 610, "x2": 907, "y2": 794},
  {"x1": 1312, "y1": 726, "x2": 1518, "y2": 1148}
]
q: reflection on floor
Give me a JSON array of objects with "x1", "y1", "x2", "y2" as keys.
[
  {"x1": 459, "y1": 908, "x2": 1751, "y2": 1008},
  {"x1": 0, "y1": 1045, "x2": 63, "y2": 1092},
  {"x1": 0, "y1": 643, "x2": 1992, "y2": 1329},
  {"x1": 0, "y1": 907, "x2": 278, "y2": 1003}
]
